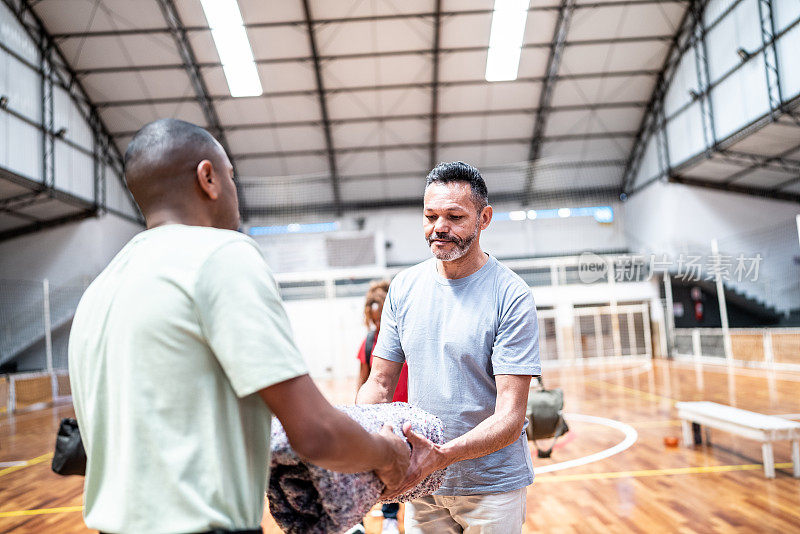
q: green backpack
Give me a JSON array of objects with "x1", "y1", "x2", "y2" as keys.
[{"x1": 526, "y1": 377, "x2": 569, "y2": 458}]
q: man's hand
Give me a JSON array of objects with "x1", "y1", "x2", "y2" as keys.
[
  {"x1": 373, "y1": 424, "x2": 411, "y2": 493},
  {"x1": 380, "y1": 421, "x2": 449, "y2": 499}
]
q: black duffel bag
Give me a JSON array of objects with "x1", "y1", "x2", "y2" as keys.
[
  {"x1": 52, "y1": 418, "x2": 86, "y2": 476},
  {"x1": 526, "y1": 377, "x2": 569, "y2": 458}
]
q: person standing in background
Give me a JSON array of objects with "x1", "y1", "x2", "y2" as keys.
[{"x1": 355, "y1": 280, "x2": 408, "y2": 534}]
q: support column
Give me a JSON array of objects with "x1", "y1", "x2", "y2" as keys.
[
  {"x1": 663, "y1": 273, "x2": 675, "y2": 358},
  {"x1": 711, "y1": 239, "x2": 734, "y2": 363},
  {"x1": 43, "y1": 279, "x2": 56, "y2": 402}
]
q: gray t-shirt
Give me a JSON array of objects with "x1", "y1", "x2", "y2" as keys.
[{"x1": 373, "y1": 254, "x2": 541, "y2": 495}]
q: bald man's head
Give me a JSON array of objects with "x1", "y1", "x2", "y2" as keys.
[{"x1": 124, "y1": 119, "x2": 240, "y2": 230}]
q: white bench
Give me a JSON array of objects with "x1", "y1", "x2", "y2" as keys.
[{"x1": 675, "y1": 401, "x2": 800, "y2": 479}]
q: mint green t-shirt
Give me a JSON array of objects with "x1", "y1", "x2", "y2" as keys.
[{"x1": 68, "y1": 225, "x2": 307, "y2": 534}]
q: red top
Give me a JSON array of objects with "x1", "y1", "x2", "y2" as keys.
[{"x1": 357, "y1": 329, "x2": 408, "y2": 403}]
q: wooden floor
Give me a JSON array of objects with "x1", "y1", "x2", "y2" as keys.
[{"x1": 2, "y1": 359, "x2": 799, "y2": 533}]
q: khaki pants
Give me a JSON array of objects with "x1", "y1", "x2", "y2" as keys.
[{"x1": 405, "y1": 487, "x2": 527, "y2": 534}]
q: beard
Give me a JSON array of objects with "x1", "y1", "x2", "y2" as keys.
[{"x1": 426, "y1": 223, "x2": 480, "y2": 261}]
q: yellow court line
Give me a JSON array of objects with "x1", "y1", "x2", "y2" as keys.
[
  {"x1": 0, "y1": 506, "x2": 83, "y2": 518},
  {"x1": 536, "y1": 462, "x2": 794, "y2": 483},
  {"x1": 0, "y1": 453, "x2": 53, "y2": 478},
  {"x1": 585, "y1": 379, "x2": 674, "y2": 403}
]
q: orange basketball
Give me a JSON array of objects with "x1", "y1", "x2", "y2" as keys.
[{"x1": 664, "y1": 436, "x2": 679, "y2": 447}]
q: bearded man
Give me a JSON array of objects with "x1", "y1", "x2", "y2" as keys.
[{"x1": 356, "y1": 161, "x2": 541, "y2": 533}]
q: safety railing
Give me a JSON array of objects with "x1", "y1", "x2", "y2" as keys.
[{"x1": 673, "y1": 327, "x2": 800, "y2": 371}]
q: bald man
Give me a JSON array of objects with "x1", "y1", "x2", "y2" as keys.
[{"x1": 68, "y1": 119, "x2": 408, "y2": 534}]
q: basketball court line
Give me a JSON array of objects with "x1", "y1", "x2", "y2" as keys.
[
  {"x1": 2, "y1": 462, "x2": 795, "y2": 519},
  {"x1": 0, "y1": 453, "x2": 52, "y2": 477},
  {"x1": 535, "y1": 462, "x2": 796, "y2": 483},
  {"x1": 584, "y1": 378, "x2": 674, "y2": 403},
  {"x1": 534, "y1": 414, "x2": 638, "y2": 474},
  {"x1": 0, "y1": 505, "x2": 83, "y2": 518}
]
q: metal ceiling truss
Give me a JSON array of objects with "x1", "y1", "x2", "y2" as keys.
[
  {"x1": 239, "y1": 159, "x2": 626, "y2": 188},
  {"x1": 155, "y1": 0, "x2": 249, "y2": 220},
  {"x1": 691, "y1": 0, "x2": 715, "y2": 154},
  {"x1": 662, "y1": 14, "x2": 800, "y2": 124},
  {"x1": 757, "y1": 0, "x2": 783, "y2": 120},
  {"x1": 621, "y1": 0, "x2": 697, "y2": 193},
  {"x1": 70, "y1": 35, "x2": 674, "y2": 77},
  {"x1": 624, "y1": 3, "x2": 800, "y2": 200},
  {"x1": 670, "y1": 176, "x2": 800, "y2": 203},
  {"x1": 92, "y1": 70, "x2": 661, "y2": 109},
  {"x1": 234, "y1": 133, "x2": 637, "y2": 161},
  {"x1": 1, "y1": 0, "x2": 141, "y2": 225},
  {"x1": 49, "y1": 1, "x2": 690, "y2": 39},
  {"x1": 717, "y1": 149, "x2": 800, "y2": 176},
  {"x1": 0, "y1": 166, "x2": 101, "y2": 243},
  {"x1": 0, "y1": 210, "x2": 97, "y2": 242},
  {"x1": 524, "y1": 0, "x2": 576, "y2": 204},
  {"x1": 108, "y1": 102, "x2": 648, "y2": 139},
  {"x1": 300, "y1": 0, "x2": 341, "y2": 216},
  {"x1": 429, "y1": 0, "x2": 442, "y2": 169}
]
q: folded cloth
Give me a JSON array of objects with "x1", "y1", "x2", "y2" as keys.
[{"x1": 268, "y1": 402, "x2": 446, "y2": 534}]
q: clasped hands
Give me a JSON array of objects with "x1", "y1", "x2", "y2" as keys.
[{"x1": 375, "y1": 421, "x2": 449, "y2": 500}]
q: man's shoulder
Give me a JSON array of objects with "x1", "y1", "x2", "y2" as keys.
[
  {"x1": 166, "y1": 227, "x2": 262, "y2": 267},
  {"x1": 487, "y1": 257, "x2": 535, "y2": 305},
  {"x1": 490, "y1": 257, "x2": 529, "y2": 290},
  {"x1": 392, "y1": 259, "x2": 434, "y2": 288}
]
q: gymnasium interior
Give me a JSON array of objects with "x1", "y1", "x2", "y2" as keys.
[{"x1": 1, "y1": 0, "x2": 799, "y2": 532}]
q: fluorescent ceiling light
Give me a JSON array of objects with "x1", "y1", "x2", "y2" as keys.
[
  {"x1": 485, "y1": 0, "x2": 530, "y2": 82},
  {"x1": 200, "y1": 0, "x2": 262, "y2": 97},
  {"x1": 509, "y1": 210, "x2": 527, "y2": 221}
]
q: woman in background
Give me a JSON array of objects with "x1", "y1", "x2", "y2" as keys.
[{"x1": 355, "y1": 279, "x2": 408, "y2": 534}]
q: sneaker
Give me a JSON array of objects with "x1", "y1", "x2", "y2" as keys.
[
  {"x1": 382, "y1": 517, "x2": 400, "y2": 534},
  {"x1": 344, "y1": 524, "x2": 366, "y2": 534}
]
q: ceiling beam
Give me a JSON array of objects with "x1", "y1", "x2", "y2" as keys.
[
  {"x1": 232, "y1": 133, "x2": 636, "y2": 161},
  {"x1": 108, "y1": 102, "x2": 648, "y2": 138},
  {"x1": 301, "y1": 0, "x2": 341, "y2": 215},
  {"x1": 49, "y1": 1, "x2": 689, "y2": 39},
  {"x1": 93, "y1": 70, "x2": 660, "y2": 108},
  {"x1": 718, "y1": 144, "x2": 800, "y2": 185},
  {"x1": 71, "y1": 35, "x2": 673, "y2": 76},
  {"x1": 1, "y1": 0, "x2": 142, "y2": 222},
  {"x1": 154, "y1": 0, "x2": 248, "y2": 220},
  {"x1": 239, "y1": 159, "x2": 626, "y2": 187},
  {"x1": 620, "y1": 3, "x2": 696, "y2": 192},
  {"x1": 0, "y1": 209, "x2": 98, "y2": 242},
  {"x1": 524, "y1": 0, "x2": 576, "y2": 204},
  {"x1": 670, "y1": 175, "x2": 800, "y2": 203},
  {"x1": 719, "y1": 149, "x2": 800, "y2": 175},
  {"x1": 429, "y1": 0, "x2": 442, "y2": 170}
]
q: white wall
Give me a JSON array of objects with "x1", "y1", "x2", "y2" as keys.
[
  {"x1": 0, "y1": 213, "x2": 143, "y2": 284},
  {"x1": 623, "y1": 180, "x2": 800, "y2": 311},
  {"x1": 623, "y1": 180, "x2": 799, "y2": 253}
]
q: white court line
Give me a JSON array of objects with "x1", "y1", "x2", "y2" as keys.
[
  {"x1": 0, "y1": 461, "x2": 28, "y2": 468},
  {"x1": 584, "y1": 361, "x2": 653, "y2": 380},
  {"x1": 534, "y1": 413, "x2": 638, "y2": 475}
]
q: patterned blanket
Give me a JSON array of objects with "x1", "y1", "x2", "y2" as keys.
[{"x1": 268, "y1": 402, "x2": 446, "y2": 534}]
